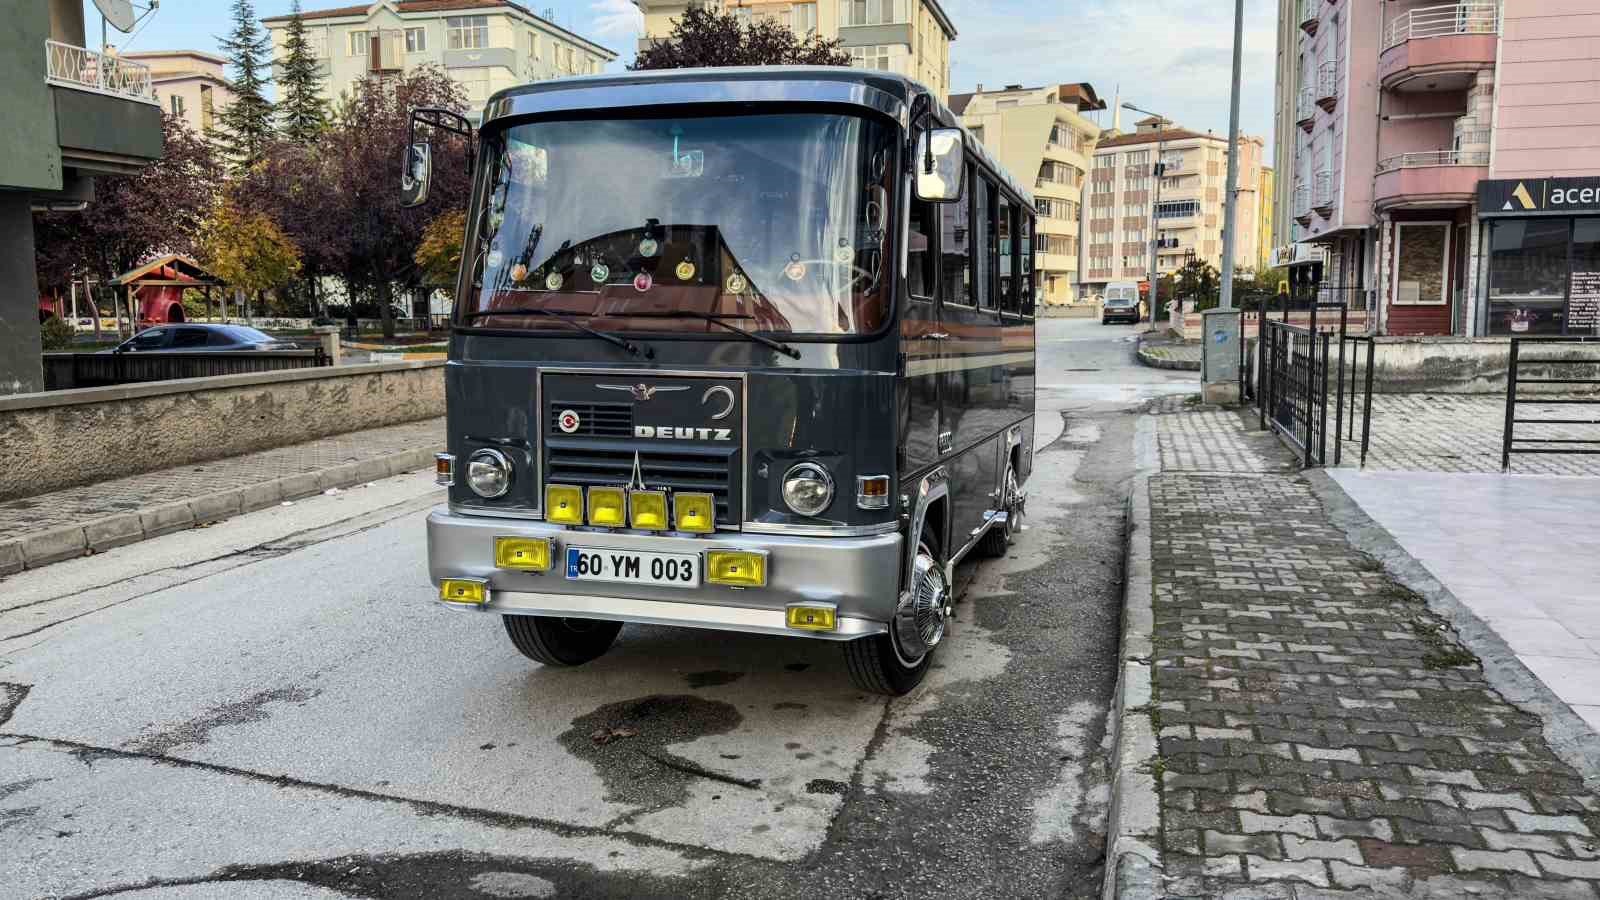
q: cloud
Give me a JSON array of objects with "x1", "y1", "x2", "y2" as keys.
[{"x1": 588, "y1": 0, "x2": 643, "y2": 42}]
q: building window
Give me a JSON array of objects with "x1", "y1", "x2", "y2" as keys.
[
  {"x1": 1486, "y1": 218, "x2": 1585, "y2": 336},
  {"x1": 841, "y1": 0, "x2": 904, "y2": 26},
  {"x1": 447, "y1": 15, "x2": 489, "y2": 50},
  {"x1": 405, "y1": 27, "x2": 426, "y2": 52},
  {"x1": 525, "y1": 30, "x2": 539, "y2": 60},
  {"x1": 849, "y1": 44, "x2": 892, "y2": 70},
  {"x1": 1094, "y1": 154, "x2": 1114, "y2": 171},
  {"x1": 169, "y1": 94, "x2": 184, "y2": 117},
  {"x1": 790, "y1": 2, "x2": 818, "y2": 33},
  {"x1": 941, "y1": 166, "x2": 973, "y2": 305},
  {"x1": 348, "y1": 30, "x2": 368, "y2": 56},
  {"x1": 908, "y1": 198, "x2": 935, "y2": 299},
  {"x1": 1155, "y1": 200, "x2": 1200, "y2": 220}
]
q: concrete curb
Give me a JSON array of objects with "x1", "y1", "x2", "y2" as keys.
[
  {"x1": 1305, "y1": 469, "x2": 1600, "y2": 795},
  {"x1": 1135, "y1": 334, "x2": 1202, "y2": 372},
  {"x1": 0, "y1": 446, "x2": 440, "y2": 576},
  {"x1": 1102, "y1": 416, "x2": 1165, "y2": 900}
]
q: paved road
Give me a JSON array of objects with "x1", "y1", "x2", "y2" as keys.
[{"x1": 0, "y1": 318, "x2": 1196, "y2": 899}]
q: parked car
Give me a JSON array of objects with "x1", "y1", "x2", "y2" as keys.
[
  {"x1": 104, "y1": 324, "x2": 299, "y2": 353},
  {"x1": 1101, "y1": 282, "x2": 1143, "y2": 325}
]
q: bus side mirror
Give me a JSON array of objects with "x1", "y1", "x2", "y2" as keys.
[
  {"x1": 400, "y1": 141, "x2": 432, "y2": 208},
  {"x1": 914, "y1": 128, "x2": 964, "y2": 202}
]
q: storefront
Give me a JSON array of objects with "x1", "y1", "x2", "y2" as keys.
[{"x1": 1478, "y1": 177, "x2": 1600, "y2": 336}]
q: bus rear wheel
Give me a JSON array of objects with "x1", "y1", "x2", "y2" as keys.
[
  {"x1": 844, "y1": 533, "x2": 947, "y2": 695},
  {"x1": 503, "y1": 615, "x2": 621, "y2": 667}
]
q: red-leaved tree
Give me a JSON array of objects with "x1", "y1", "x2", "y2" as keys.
[{"x1": 632, "y1": 5, "x2": 852, "y2": 69}]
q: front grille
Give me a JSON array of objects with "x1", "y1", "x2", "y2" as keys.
[
  {"x1": 545, "y1": 438, "x2": 738, "y2": 524},
  {"x1": 548, "y1": 401, "x2": 633, "y2": 437}
]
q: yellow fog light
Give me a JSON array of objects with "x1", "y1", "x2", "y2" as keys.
[
  {"x1": 630, "y1": 490, "x2": 669, "y2": 530},
  {"x1": 587, "y1": 486, "x2": 627, "y2": 527},
  {"x1": 786, "y1": 603, "x2": 838, "y2": 632},
  {"x1": 674, "y1": 492, "x2": 715, "y2": 533},
  {"x1": 494, "y1": 537, "x2": 552, "y2": 571},
  {"x1": 439, "y1": 578, "x2": 488, "y2": 605},
  {"x1": 705, "y1": 550, "x2": 767, "y2": 588},
  {"x1": 546, "y1": 484, "x2": 583, "y2": 525}
]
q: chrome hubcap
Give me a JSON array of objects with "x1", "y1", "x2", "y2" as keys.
[
  {"x1": 893, "y1": 547, "x2": 948, "y2": 664},
  {"x1": 1002, "y1": 467, "x2": 1021, "y2": 540}
]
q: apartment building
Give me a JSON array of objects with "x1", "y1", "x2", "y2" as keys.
[
  {"x1": 634, "y1": 0, "x2": 956, "y2": 101},
  {"x1": 1259, "y1": 165, "x2": 1276, "y2": 270},
  {"x1": 946, "y1": 83, "x2": 1102, "y2": 306},
  {"x1": 123, "y1": 51, "x2": 234, "y2": 132},
  {"x1": 263, "y1": 0, "x2": 616, "y2": 115},
  {"x1": 1276, "y1": 0, "x2": 1600, "y2": 337},
  {"x1": 1084, "y1": 118, "x2": 1266, "y2": 296}
]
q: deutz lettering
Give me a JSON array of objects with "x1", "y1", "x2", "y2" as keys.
[{"x1": 635, "y1": 426, "x2": 733, "y2": 441}]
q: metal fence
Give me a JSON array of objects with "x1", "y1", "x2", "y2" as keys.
[
  {"x1": 43, "y1": 40, "x2": 158, "y2": 104},
  {"x1": 1249, "y1": 294, "x2": 1374, "y2": 468},
  {"x1": 43, "y1": 348, "x2": 330, "y2": 391},
  {"x1": 1501, "y1": 337, "x2": 1600, "y2": 471}
]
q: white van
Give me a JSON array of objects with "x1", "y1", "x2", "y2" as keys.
[{"x1": 1101, "y1": 281, "x2": 1142, "y2": 324}]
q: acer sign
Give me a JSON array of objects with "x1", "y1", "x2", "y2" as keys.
[{"x1": 1480, "y1": 177, "x2": 1600, "y2": 218}]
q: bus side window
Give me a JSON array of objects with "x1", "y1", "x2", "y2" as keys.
[
  {"x1": 1019, "y1": 214, "x2": 1035, "y2": 316},
  {"x1": 908, "y1": 199, "x2": 935, "y2": 300},
  {"x1": 940, "y1": 169, "x2": 972, "y2": 305},
  {"x1": 974, "y1": 174, "x2": 993, "y2": 310},
  {"x1": 998, "y1": 194, "x2": 1014, "y2": 313}
]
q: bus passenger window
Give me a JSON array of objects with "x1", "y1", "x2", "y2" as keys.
[
  {"x1": 908, "y1": 200, "x2": 935, "y2": 299},
  {"x1": 998, "y1": 195, "x2": 1014, "y2": 312},
  {"x1": 940, "y1": 171, "x2": 972, "y2": 305},
  {"x1": 1019, "y1": 215, "x2": 1035, "y2": 315},
  {"x1": 974, "y1": 175, "x2": 992, "y2": 309}
]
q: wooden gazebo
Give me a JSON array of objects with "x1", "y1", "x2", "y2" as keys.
[{"x1": 112, "y1": 254, "x2": 226, "y2": 330}]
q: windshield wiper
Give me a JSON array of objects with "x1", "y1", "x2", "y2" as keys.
[
  {"x1": 628, "y1": 311, "x2": 802, "y2": 360},
  {"x1": 463, "y1": 307, "x2": 652, "y2": 358}
]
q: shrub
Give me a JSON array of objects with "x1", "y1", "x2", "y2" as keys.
[{"x1": 39, "y1": 315, "x2": 75, "y2": 350}]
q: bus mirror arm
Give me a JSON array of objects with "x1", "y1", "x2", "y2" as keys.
[{"x1": 401, "y1": 108, "x2": 477, "y2": 208}]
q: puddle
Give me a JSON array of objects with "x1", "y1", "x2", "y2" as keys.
[{"x1": 560, "y1": 694, "x2": 746, "y2": 811}]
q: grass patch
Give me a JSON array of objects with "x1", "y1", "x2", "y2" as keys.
[{"x1": 1412, "y1": 618, "x2": 1480, "y2": 670}]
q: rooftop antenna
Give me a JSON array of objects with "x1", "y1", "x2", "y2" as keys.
[{"x1": 91, "y1": 0, "x2": 159, "y2": 53}]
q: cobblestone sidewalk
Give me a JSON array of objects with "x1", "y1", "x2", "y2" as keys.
[
  {"x1": 1145, "y1": 410, "x2": 1600, "y2": 898},
  {"x1": 0, "y1": 418, "x2": 443, "y2": 570}
]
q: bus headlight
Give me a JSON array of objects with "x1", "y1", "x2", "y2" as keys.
[
  {"x1": 466, "y1": 449, "x2": 513, "y2": 499},
  {"x1": 781, "y1": 462, "x2": 834, "y2": 517}
]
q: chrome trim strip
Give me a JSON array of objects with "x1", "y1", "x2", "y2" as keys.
[
  {"x1": 906, "y1": 466, "x2": 949, "y2": 592},
  {"x1": 449, "y1": 502, "x2": 545, "y2": 521},
  {"x1": 465, "y1": 588, "x2": 885, "y2": 641},
  {"x1": 742, "y1": 521, "x2": 899, "y2": 538}
]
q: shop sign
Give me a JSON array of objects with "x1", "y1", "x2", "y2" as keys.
[{"x1": 1480, "y1": 177, "x2": 1600, "y2": 217}]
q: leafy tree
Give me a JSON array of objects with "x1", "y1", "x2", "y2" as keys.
[
  {"x1": 216, "y1": 0, "x2": 275, "y2": 169},
  {"x1": 1176, "y1": 257, "x2": 1220, "y2": 307},
  {"x1": 632, "y1": 5, "x2": 852, "y2": 69},
  {"x1": 277, "y1": 0, "x2": 328, "y2": 143},
  {"x1": 415, "y1": 208, "x2": 466, "y2": 300},
  {"x1": 197, "y1": 197, "x2": 303, "y2": 319}
]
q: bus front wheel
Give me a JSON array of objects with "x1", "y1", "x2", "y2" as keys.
[
  {"x1": 843, "y1": 534, "x2": 946, "y2": 695},
  {"x1": 503, "y1": 615, "x2": 621, "y2": 667}
]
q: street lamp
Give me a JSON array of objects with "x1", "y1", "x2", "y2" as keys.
[{"x1": 1123, "y1": 102, "x2": 1166, "y2": 328}]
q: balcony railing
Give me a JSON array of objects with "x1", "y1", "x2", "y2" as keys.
[
  {"x1": 1383, "y1": 2, "x2": 1500, "y2": 51},
  {"x1": 45, "y1": 39, "x2": 157, "y2": 104},
  {"x1": 1296, "y1": 86, "x2": 1316, "y2": 127},
  {"x1": 1376, "y1": 149, "x2": 1491, "y2": 173},
  {"x1": 1298, "y1": 0, "x2": 1320, "y2": 34},
  {"x1": 1294, "y1": 183, "x2": 1313, "y2": 217},
  {"x1": 1313, "y1": 171, "x2": 1336, "y2": 210},
  {"x1": 1316, "y1": 60, "x2": 1339, "y2": 107},
  {"x1": 1455, "y1": 127, "x2": 1491, "y2": 148}
]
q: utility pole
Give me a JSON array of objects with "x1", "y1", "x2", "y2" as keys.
[
  {"x1": 1123, "y1": 102, "x2": 1165, "y2": 329},
  {"x1": 1200, "y1": 0, "x2": 1248, "y2": 406},
  {"x1": 1219, "y1": 0, "x2": 1245, "y2": 309}
]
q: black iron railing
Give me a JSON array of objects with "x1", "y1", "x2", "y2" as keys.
[
  {"x1": 1337, "y1": 335, "x2": 1376, "y2": 467},
  {"x1": 1502, "y1": 337, "x2": 1600, "y2": 471}
]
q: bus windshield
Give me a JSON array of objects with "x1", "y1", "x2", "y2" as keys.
[{"x1": 461, "y1": 112, "x2": 897, "y2": 337}]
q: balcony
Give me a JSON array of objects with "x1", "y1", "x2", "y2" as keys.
[
  {"x1": 1297, "y1": 86, "x2": 1316, "y2": 131},
  {"x1": 1373, "y1": 150, "x2": 1490, "y2": 210},
  {"x1": 1313, "y1": 171, "x2": 1336, "y2": 215},
  {"x1": 43, "y1": 39, "x2": 163, "y2": 178},
  {"x1": 1294, "y1": 183, "x2": 1313, "y2": 225},
  {"x1": 1298, "y1": 0, "x2": 1319, "y2": 35},
  {"x1": 1315, "y1": 60, "x2": 1339, "y2": 112},
  {"x1": 1379, "y1": 2, "x2": 1499, "y2": 92}
]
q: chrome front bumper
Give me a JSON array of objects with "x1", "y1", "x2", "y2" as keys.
[{"x1": 425, "y1": 508, "x2": 903, "y2": 641}]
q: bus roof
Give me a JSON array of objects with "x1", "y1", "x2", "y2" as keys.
[{"x1": 481, "y1": 67, "x2": 1033, "y2": 208}]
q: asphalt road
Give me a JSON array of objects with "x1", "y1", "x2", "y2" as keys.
[{"x1": 0, "y1": 316, "x2": 1196, "y2": 900}]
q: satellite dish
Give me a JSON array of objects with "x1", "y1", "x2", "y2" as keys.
[{"x1": 93, "y1": 0, "x2": 138, "y2": 33}]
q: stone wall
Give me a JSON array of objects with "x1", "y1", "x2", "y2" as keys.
[{"x1": 0, "y1": 361, "x2": 444, "y2": 501}]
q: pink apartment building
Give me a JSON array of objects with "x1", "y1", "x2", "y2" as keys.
[{"x1": 1277, "y1": 0, "x2": 1600, "y2": 337}]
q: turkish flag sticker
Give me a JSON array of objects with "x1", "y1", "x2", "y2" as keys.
[{"x1": 558, "y1": 410, "x2": 581, "y2": 433}]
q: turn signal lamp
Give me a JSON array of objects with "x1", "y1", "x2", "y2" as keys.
[
  {"x1": 434, "y1": 453, "x2": 455, "y2": 486},
  {"x1": 439, "y1": 578, "x2": 488, "y2": 605},
  {"x1": 494, "y1": 537, "x2": 552, "y2": 572},
  {"x1": 630, "y1": 490, "x2": 669, "y2": 530},
  {"x1": 705, "y1": 550, "x2": 767, "y2": 588},
  {"x1": 546, "y1": 484, "x2": 584, "y2": 525},
  {"x1": 674, "y1": 492, "x2": 716, "y2": 533},
  {"x1": 856, "y1": 475, "x2": 891, "y2": 510},
  {"x1": 786, "y1": 603, "x2": 838, "y2": 632},
  {"x1": 587, "y1": 487, "x2": 627, "y2": 527}
]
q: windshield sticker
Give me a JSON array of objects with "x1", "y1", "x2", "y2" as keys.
[
  {"x1": 591, "y1": 262, "x2": 610, "y2": 283},
  {"x1": 557, "y1": 409, "x2": 581, "y2": 433},
  {"x1": 675, "y1": 260, "x2": 696, "y2": 281},
  {"x1": 638, "y1": 238, "x2": 659, "y2": 259},
  {"x1": 545, "y1": 271, "x2": 564, "y2": 291},
  {"x1": 634, "y1": 272, "x2": 653, "y2": 292},
  {"x1": 785, "y1": 256, "x2": 807, "y2": 282},
  {"x1": 834, "y1": 245, "x2": 854, "y2": 264},
  {"x1": 487, "y1": 248, "x2": 504, "y2": 270},
  {"x1": 726, "y1": 272, "x2": 747, "y2": 294},
  {"x1": 666, "y1": 131, "x2": 704, "y2": 179},
  {"x1": 510, "y1": 263, "x2": 529, "y2": 283}
]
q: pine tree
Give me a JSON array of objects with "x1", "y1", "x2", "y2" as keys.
[
  {"x1": 277, "y1": 0, "x2": 327, "y2": 143},
  {"x1": 216, "y1": 0, "x2": 274, "y2": 170}
]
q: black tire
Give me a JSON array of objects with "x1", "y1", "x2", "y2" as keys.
[
  {"x1": 976, "y1": 460, "x2": 1019, "y2": 558},
  {"x1": 503, "y1": 615, "x2": 622, "y2": 666},
  {"x1": 843, "y1": 532, "x2": 943, "y2": 695}
]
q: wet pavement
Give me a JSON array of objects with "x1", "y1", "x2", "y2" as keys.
[{"x1": 0, "y1": 318, "x2": 1196, "y2": 899}]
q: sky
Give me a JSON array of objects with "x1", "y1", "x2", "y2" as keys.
[{"x1": 91, "y1": 0, "x2": 1279, "y2": 161}]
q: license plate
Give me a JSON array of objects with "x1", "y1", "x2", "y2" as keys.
[{"x1": 565, "y1": 547, "x2": 700, "y2": 588}]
